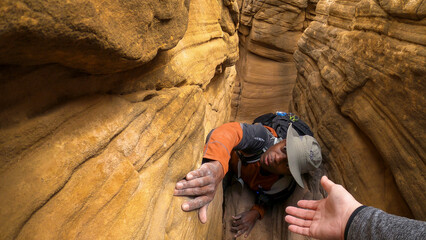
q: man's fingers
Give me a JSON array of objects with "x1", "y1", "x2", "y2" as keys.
[
  {"x1": 288, "y1": 224, "x2": 310, "y2": 237},
  {"x1": 321, "y1": 175, "x2": 335, "y2": 193},
  {"x1": 231, "y1": 225, "x2": 245, "y2": 232},
  {"x1": 174, "y1": 185, "x2": 213, "y2": 196},
  {"x1": 185, "y1": 167, "x2": 207, "y2": 180},
  {"x1": 234, "y1": 228, "x2": 247, "y2": 238},
  {"x1": 296, "y1": 200, "x2": 320, "y2": 210},
  {"x1": 175, "y1": 177, "x2": 211, "y2": 190},
  {"x1": 245, "y1": 223, "x2": 255, "y2": 238},
  {"x1": 187, "y1": 161, "x2": 221, "y2": 180},
  {"x1": 286, "y1": 206, "x2": 316, "y2": 220},
  {"x1": 198, "y1": 204, "x2": 209, "y2": 224},
  {"x1": 181, "y1": 196, "x2": 211, "y2": 211},
  {"x1": 284, "y1": 215, "x2": 312, "y2": 227},
  {"x1": 232, "y1": 218, "x2": 242, "y2": 226},
  {"x1": 232, "y1": 215, "x2": 242, "y2": 220}
]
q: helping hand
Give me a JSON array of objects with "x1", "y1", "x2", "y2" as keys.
[
  {"x1": 231, "y1": 210, "x2": 260, "y2": 238},
  {"x1": 174, "y1": 160, "x2": 224, "y2": 224},
  {"x1": 285, "y1": 176, "x2": 362, "y2": 240}
]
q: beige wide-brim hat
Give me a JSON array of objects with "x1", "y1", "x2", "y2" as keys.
[{"x1": 286, "y1": 123, "x2": 322, "y2": 188}]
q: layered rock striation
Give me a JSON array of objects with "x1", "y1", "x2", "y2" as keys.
[
  {"x1": 225, "y1": 1, "x2": 324, "y2": 239},
  {"x1": 227, "y1": 0, "x2": 425, "y2": 239},
  {"x1": 291, "y1": 0, "x2": 425, "y2": 219},
  {"x1": 232, "y1": 0, "x2": 310, "y2": 122},
  {"x1": 1, "y1": 0, "x2": 425, "y2": 239},
  {"x1": 0, "y1": 0, "x2": 239, "y2": 239},
  {"x1": 0, "y1": 0, "x2": 190, "y2": 74}
]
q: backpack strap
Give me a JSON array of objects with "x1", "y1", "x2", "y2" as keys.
[
  {"x1": 262, "y1": 175, "x2": 293, "y2": 195},
  {"x1": 255, "y1": 178, "x2": 297, "y2": 205},
  {"x1": 237, "y1": 159, "x2": 244, "y2": 188},
  {"x1": 235, "y1": 135, "x2": 282, "y2": 188}
]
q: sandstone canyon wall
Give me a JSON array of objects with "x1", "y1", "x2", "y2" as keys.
[
  {"x1": 0, "y1": 0, "x2": 239, "y2": 239},
  {"x1": 226, "y1": 0, "x2": 424, "y2": 239},
  {"x1": 225, "y1": 1, "x2": 324, "y2": 239},
  {"x1": 232, "y1": 0, "x2": 310, "y2": 122},
  {"x1": 290, "y1": 0, "x2": 425, "y2": 220},
  {"x1": 1, "y1": 0, "x2": 425, "y2": 239}
]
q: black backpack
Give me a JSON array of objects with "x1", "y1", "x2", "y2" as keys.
[{"x1": 253, "y1": 112, "x2": 313, "y2": 138}]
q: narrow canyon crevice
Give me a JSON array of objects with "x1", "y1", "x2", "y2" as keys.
[{"x1": 0, "y1": 0, "x2": 424, "y2": 239}]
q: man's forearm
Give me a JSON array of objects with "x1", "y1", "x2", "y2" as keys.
[
  {"x1": 250, "y1": 204, "x2": 265, "y2": 220},
  {"x1": 346, "y1": 206, "x2": 426, "y2": 240}
]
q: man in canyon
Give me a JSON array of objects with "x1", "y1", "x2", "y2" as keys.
[{"x1": 174, "y1": 114, "x2": 322, "y2": 237}]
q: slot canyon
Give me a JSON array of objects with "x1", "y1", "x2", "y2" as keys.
[{"x1": 0, "y1": 0, "x2": 424, "y2": 239}]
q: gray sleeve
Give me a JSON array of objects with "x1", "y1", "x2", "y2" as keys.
[{"x1": 347, "y1": 206, "x2": 426, "y2": 240}]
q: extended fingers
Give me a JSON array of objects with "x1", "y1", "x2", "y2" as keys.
[
  {"x1": 288, "y1": 224, "x2": 310, "y2": 237},
  {"x1": 232, "y1": 218, "x2": 242, "y2": 226},
  {"x1": 297, "y1": 200, "x2": 320, "y2": 210},
  {"x1": 199, "y1": 204, "x2": 209, "y2": 224},
  {"x1": 174, "y1": 185, "x2": 214, "y2": 196},
  {"x1": 233, "y1": 227, "x2": 247, "y2": 238},
  {"x1": 321, "y1": 175, "x2": 334, "y2": 192},
  {"x1": 187, "y1": 161, "x2": 223, "y2": 180},
  {"x1": 181, "y1": 196, "x2": 211, "y2": 211},
  {"x1": 231, "y1": 224, "x2": 245, "y2": 232},
  {"x1": 185, "y1": 167, "x2": 208, "y2": 180},
  {"x1": 245, "y1": 223, "x2": 255, "y2": 237},
  {"x1": 284, "y1": 215, "x2": 312, "y2": 227},
  {"x1": 175, "y1": 176, "x2": 211, "y2": 190},
  {"x1": 286, "y1": 206, "x2": 316, "y2": 220}
]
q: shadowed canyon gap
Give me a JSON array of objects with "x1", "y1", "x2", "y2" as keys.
[{"x1": 0, "y1": 0, "x2": 425, "y2": 239}]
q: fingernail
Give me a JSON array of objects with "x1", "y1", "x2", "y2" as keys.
[
  {"x1": 176, "y1": 183, "x2": 183, "y2": 188},
  {"x1": 182, "y1": 203, "x2": 189, "y2": 211},
  {"x1": 187, "y1": 173, "x2": 193, "y2": 179}
]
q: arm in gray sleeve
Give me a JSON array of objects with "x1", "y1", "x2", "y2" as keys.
[{"x1": 346, "y1": 206, "x2": 426, "y2": 240}]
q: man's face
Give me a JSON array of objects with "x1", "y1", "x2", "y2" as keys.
[{"x1": 260, "y1": 139, "x2": 291, "y2": 175}]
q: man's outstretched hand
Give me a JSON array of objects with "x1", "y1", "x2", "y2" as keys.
[
  {"x1": 174, "y1": 160, "x2": 224, "y2": 224},
  {"x1": 285, "y1": 176, "x2": 362, "y2": 240}
]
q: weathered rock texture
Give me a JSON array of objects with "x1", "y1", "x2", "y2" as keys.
[
  {"x1": 227, "y1": 0, "x2": 425, "y2": 239},
  {"x1": 0, "y1": 0, "x2": 239, "y2": 239},
  {"x1": 291, "y1": 0, "x2": 425, "y2": 220},
  {"x1": 232, "y1": 0, "x2": 309, "y2": 122},
  {"x1": 225, "y1": 1, "x2": 324, "y2": 239},
  {"x1": 0, "y1": 0, "x2": 190, "y2": 74}
]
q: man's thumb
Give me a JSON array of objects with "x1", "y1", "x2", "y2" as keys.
[
  {"x1": 199, "y1": 204, "x2": 209, "y2": 224},
  {"x1": 321, "y1": 175, "x2": 335, "y2": 193}
]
